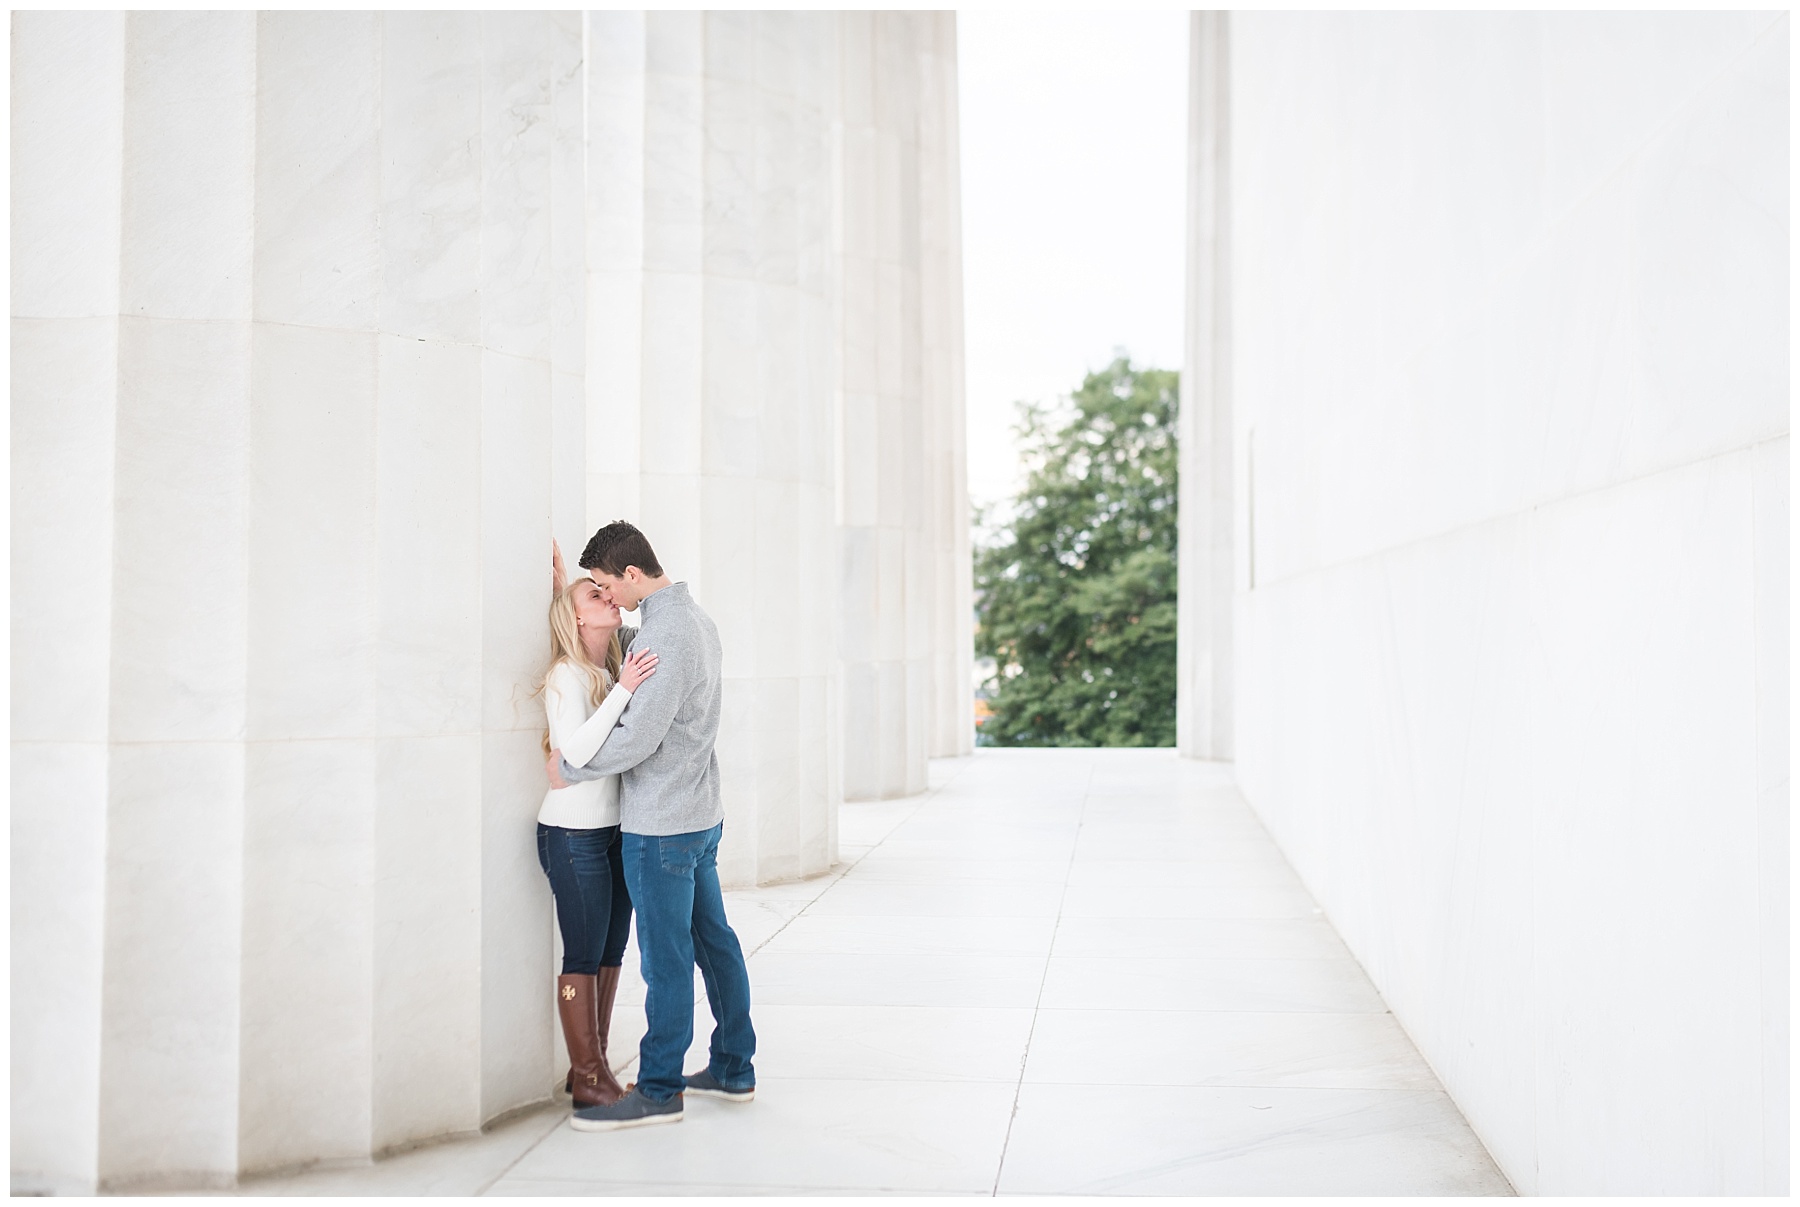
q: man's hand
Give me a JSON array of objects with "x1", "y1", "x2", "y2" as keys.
[{"x1": 546, "y1": 748, "x2": 571, "y2": 790}]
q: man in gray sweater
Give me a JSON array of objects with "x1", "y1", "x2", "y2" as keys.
[{"x1": 547, "y1": 521, "x2": 756, "y2": 1131}]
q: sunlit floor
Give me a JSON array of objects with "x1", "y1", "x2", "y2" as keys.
[{"x1": 230, "y1": 749, "x2": 1512, "y2": 1197}]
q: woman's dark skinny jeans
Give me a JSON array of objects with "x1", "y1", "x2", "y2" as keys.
[{"x1": 537, "y1": 823, "x2": 633, "y2": 973}]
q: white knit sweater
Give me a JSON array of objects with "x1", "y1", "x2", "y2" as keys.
[{"x1": 536, "y1": 659, "x2": 633, "y2": 829}]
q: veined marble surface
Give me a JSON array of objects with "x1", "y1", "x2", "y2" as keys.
[{"x1": 220, "y1": 751, "x2": 1512, "y2": 1197}]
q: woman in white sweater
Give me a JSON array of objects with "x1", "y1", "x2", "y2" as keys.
[{"x1": 539, "y1": 552, "x2": 658, "y2": 1111}]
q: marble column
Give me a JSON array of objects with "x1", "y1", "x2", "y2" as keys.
[
  {"x1": 1175, "y1": 12, "x2": 1234, "y2": 761},
  {"x1": 10, "y1": 12, "x2": 584, "y2": 1191},
  {"x1": 11, "y1": 12, "x2": 130, "y2": 1195},
  {"x1": 584, "y1": 12, "x2": 843, "y2": 885},
  {"x1": 12, "y1": 8, "x2": 975, "y2": 1190},
  {"x1": 917, "y1": 13, "x2": 976, "y2": 760},
  {"x1": 839, "y1": 11, "x2": 971, "y2": 798}
]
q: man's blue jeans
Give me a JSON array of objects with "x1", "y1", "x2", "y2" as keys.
[{"x1": 621, "y1": 823, "x2": 756, "y2": 1102}]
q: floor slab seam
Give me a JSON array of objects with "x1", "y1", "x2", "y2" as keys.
[
  {"x1": 988, "y1": 761, "x2": 1098, "y2": 1197},
  {"x1": 1045, "y1": 954, "x2": 1362, "y2": 964},
  {"x1": 750, "y1": 1073, "x2": 1031, "y2": 1084},
  {"x1": 470, "y1": 1109, "x2": 570, "y2": 1198},
  {"x1": 1015, "y1": 1077, "x2": 1458, "y2": 1094},
  {"x1": 488, "y1": 1178, "x2": 986, "y2": 1195},
  {"x1": 750, "y1": 1001, "x2": 1047, "y2": 1011},
  {"x1": 1055, "y1": 920, "x2": 1334, "y2": 928},
  {"x1": 740, "y1": 759, "x2": 978, "y2": 962},
  {"x1": 1030, "y1": 1004, "x2": 1392, "y2": 1013}
]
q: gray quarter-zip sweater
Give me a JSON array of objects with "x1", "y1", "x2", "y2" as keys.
[{"x1": 558, "y1": 582, "x2": 723, "y2": 837}]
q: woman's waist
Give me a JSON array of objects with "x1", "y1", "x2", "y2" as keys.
[
  {"x1": 538, "y1": 775, "x2": 619, "y2": 818},
  {"x1": 542, "y1": 775, "x2": 618, "y2": 802}
]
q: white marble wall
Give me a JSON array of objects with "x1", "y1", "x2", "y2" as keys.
[
  {"x1": 11, "y1": 11, "x2": 584, "y2": 1191},
  {"x1": 1210, "y1": 12, "x2": 1788, "y2": 1194}
]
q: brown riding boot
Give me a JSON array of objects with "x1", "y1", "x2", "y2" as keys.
[
  {"x1": 557, "y1": 974, "x2": 624, "y2": 1109},
  {"x1": 595, "y1": 965, "x2": 625, "y2": 1089}
]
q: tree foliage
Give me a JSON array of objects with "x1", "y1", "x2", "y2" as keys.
[{"x1": 975, "y1": 356, "x2": 1178, "y2": 747}]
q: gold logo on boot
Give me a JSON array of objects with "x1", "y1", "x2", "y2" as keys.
[{"x1": 561, "y1": 985, "x2": 576, "y2": 1000}]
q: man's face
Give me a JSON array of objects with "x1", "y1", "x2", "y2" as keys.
[{"x1": 589, "y1": 568, "x2": 638, "y2": 611}]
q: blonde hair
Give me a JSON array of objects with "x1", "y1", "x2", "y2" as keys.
[{"x1": 540, "y1": 578, "x2": 623, "y2": 756}]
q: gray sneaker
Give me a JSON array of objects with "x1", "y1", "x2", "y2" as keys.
[
  {"x1": 569, "y1": 1087, "x2": 684, "y2": 1132},
  {"x1": 684, "y1": 1068, "x2": 755, "y2": 1102}
]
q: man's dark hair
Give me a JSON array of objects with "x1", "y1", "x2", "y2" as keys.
[{"x1": 579, "y1": 520, "x2": 664, "y2": 579}]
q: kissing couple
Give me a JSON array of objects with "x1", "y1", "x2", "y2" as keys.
[{"x1": 535, "y1": 520, "x2": 756, "y2": 1131}]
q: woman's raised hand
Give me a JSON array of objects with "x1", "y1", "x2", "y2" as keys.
[
  {"x1": 619, "y1": 648, "x2": 659, "y2": 692},
  {"x1": 552, "y1": 539, "x2": 569, "y2": 594}
]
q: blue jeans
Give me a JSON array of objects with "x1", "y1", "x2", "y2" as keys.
[
  {"x1": 621, "y1": 823, "x2": 755, "y2": 1101},
  {"x1": 537, "y1": 824, "x2": 633, "y2": 974}
]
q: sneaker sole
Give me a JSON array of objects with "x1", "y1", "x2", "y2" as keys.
[
  {"x1": 685, "y1": 1086, "x2": 754, "y2": 1103},
  {"x1": 568, "y1": 1109, "x2": 684, "y2": 1133}
]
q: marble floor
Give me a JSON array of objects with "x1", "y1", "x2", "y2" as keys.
[{"x1": 232, "y1": 749, "x2": 1513, "y2": 1197}]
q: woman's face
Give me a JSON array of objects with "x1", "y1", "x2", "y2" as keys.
[{"x1": 570, "y1": 579, "x2": 622, "y2": 636}]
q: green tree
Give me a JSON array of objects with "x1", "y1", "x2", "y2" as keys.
[{"x1": 975, "y1": 355, "x2": 1178, "y2": 747}]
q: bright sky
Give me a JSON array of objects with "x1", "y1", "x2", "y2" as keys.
[{"x1": 957, "y1": 11, "x2": 1190, "y2": 519}]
